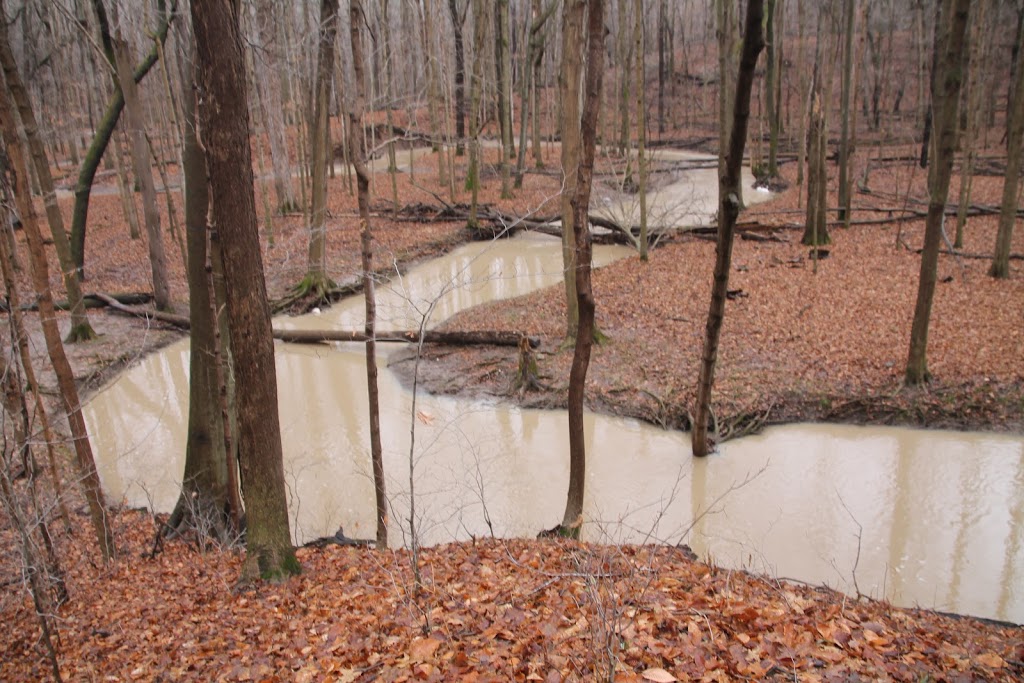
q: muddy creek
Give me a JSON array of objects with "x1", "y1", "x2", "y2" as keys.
[{"x1": 85, "y1": 163, "x2": 1023, "y2": 623}]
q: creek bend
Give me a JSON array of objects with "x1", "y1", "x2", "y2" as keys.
[{"x1": 85, "y1": 168, "x2": 1023, "y2": 624}]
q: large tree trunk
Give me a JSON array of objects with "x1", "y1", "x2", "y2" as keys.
[
  {"x1": 991, "y1": 14, "x2": 1024, "y2": 279},
  {"x1": 169, "y1": 46, "x2": 235, "y2": 540},
  {"x1": 190, "y1": 0, "x2": 298, "y2": 582},
  {"x1": 349, "y1": 0, "x2": 388, "y2": 551},
  {"x1": 0, "y1": 5, "x2": 95, "y2": 341},
  {"x1": 69, "y1": 1, "x2": 175, "y2": 280},
  {"x1": 906, "y1": 0, "x2": 970, "y2": 385},
  {"x1": 559, "y1": 0, "x2": 606, "y2": 538},
  {"x1": 559, "y1": 0, "x2": 585, "y2": 341},
  {"x1": 0, "y1": 78, "x2": 113, "y2": 560},
  {"x1": 692, "y1": 0, "x2": 765, "y2": 458},
  {"x1": 303, "y1": 0, "x2": 340, "y2": 300}
]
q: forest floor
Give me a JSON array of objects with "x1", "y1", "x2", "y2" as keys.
[{"x1": 2, "y1": 139, "x2": 1023, "y2": 680}]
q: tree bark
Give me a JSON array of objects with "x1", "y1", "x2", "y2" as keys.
[
  {"x1": 169, "y1": 44, "x2": 234, "y2": 539},
  {"x1": 906, "y1": 0, "x2": 970, "y2": 385},
  {"x1": 634, "y1": 0, "x2": 649, "y2": 260},
  {"x1": 991, "y1": 11, "x2": 1024, "y2": 279},
  {"x1": 0, "y1": 77, "x2": 113, "y2": 560},
  {"x1": 559, "y1": 0, "x2": 585, "y2": 341},
  {"x1": 692, "y1": 0, "x2": 765, "y2": 458},
  {"x1": 466, "y1": 0, "x2": 487, "y2": 229},
  {"x1": 448, "y1": 0, "x2": 468, "y2": 155},
  {"x1": 559, "y1": 0, "x2": 606, "y2": 537},
  {"x1": 0, "y1": 3, "x2": 95, "y2": 341},
  {"x1": 837, "y1": 0, "x2": 856, "y2": 223},
  {"x1": 349, "y1": 0, "x2": 388, "y2": 551},
  {"x1": 497, "y1": 0, "x2": 513, "y2": 198},
  {"x1": 190, "y1": 0, "x2": 298, "y2": 582},
  {"x1": 304, "y1": 0, "x2": 340, "y2": 299}
]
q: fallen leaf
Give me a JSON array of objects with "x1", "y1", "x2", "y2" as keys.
[
  {"x1": 409, "y1": 636, "x2": 442, "y2": 661},
  {"x1": 641, "y1": 667, "x2": 678, "y2": 682}
]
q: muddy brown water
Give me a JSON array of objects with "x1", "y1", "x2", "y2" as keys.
[{"x1": 85, "y1": 170, "x2": 1023, "y2": 623}]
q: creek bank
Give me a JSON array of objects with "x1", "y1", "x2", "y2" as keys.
[{"x1": 388, "y1": 342, "x2": 1024, "y2": 438}]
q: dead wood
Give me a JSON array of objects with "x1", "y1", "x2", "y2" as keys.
[
  {"x1": 273, "y1": 328, "x2": 539, "y2": 348},
  {"x1": 94, "y1": 293, "x2": 191, "y2": 329},
  {"x1": 0, "y1": 292, "x2": 152, "y2": 312}
]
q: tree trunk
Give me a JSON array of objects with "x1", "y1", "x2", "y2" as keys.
[
  {"x1": 110, "y1": 28, "x2": 172, "y2": 312},
  {"x1": 765, "y1": 0, "x2": 780, "y2": 178},
  {"x1": 906, "y1": 0, "x2": 970, "y2": 385},
  {"x1": 692, "y1": 0, "x2": 765, "y2": 458},
  {"x1": 991, "y1": 12, "x2": 1024, "y2": 279},
  {"x1": 0, "y1": 205, "x2": 72, "y2": 531},
  {"x1": 304, "y1": 0, "x2": 340, "y2": 300},
  {"x1": 803, "y1": 81, "x2": 829, "y2": 246},
  {"x1": 634, "y1": 0, "x2": 648, "y2": 260},
  {"x1": 0, "y1": 79, "x2": 113, "y2": 561},
  {"x1": 716, "y1": 0, "x2": 741, "y2": 209},
  {"x1": 466, "y1": 0, "x2": 487, "y2": 229},
  {"x1": 497, "y1": 0, "x2": 513, "y2": 199},
  {"x1": 69, "y1": 1, "x2": 175, "y2": 280},
  {"x1": 559, "y1": 0, "x2": 585, "y2": 341},
  {"x1": 380, "y1": 0, "x2": 400, "y2": 213},
  {"x1": 559, "y1": 0, "x2": 606, "y2": 538},
  {"x1": 169, "y1": 44, "x2": 235, "y2": 540},
  {"x1": 448, "y1": 0, "x2": 467, "y2": 155},
  {"x1": 349, "y1": 0, "x2": 388, "y2": 551},
  {"x1": 190, "y1": 0, "x2": 298, "y2": 582},
  {"x1": 0, "y1": 6, "x2": 95, "y2": 341},
  {"x1": 837, "y1": 0, "x2": 856, "y2": 222}
]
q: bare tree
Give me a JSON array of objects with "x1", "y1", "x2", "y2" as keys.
[
  {"x1": 0, "y1": 1, "x2": 95, "y2": 341},
  {"x1": 102, "y1": 0, "x2": 173, "y2": 311},
  {"x1": 302, "y1": 0, "x2": 341, "y2": 303},
  {"x1": 0, "y1": 76, "x2": 113, "y2": 560},
  {"x1": 349, "y1": 0, "x2": 388, "y2": 550},
  {"x1": 190, "y1": 0, "x2": 299, "y2": 581},
  {"x1": 905, "y1": 0, "x2": 970, "y2": 385},
  {"x1": 556, "y1": 0, "x2": 606, "y2": 538},
  {"x1": 559, "y1": 0, "x2": 585, "y2": 341},
  {"x1": 692, "y1": 0, "x2": 765, "y2": 458},
  {"x1": 68, "y1": 0, "x2": 176, "y2": 279},
  {"x1": 991, "y1": 13, "x2": 1024, "y2": 279}
]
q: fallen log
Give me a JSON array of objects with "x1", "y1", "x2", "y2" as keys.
[
  {"x1": 94, "y1": 293, "x2": 191, "y2": 329},
  {"x1": 273, "y1": 328, "x2": 539, "y2": 348},
  {"x1": 0, "y1": 292, "x2": 152, "y2": 313}
]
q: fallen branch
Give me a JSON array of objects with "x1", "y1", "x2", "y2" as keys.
[
  {"x1": 273, "y1": 328, "x2": 539, "y2": 348},
  {"x1": 0, "y1": 292, "x2": 152, "y2": 313},
  {"x1": 94, "y1": 293, "x2": 191, "y2": 329}
]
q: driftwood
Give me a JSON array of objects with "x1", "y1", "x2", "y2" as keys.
[
  {"x1": 273, "y1": 327, "x2": 539, "y2": 348},
  {"x1": 94, "y1": 293, "x2": 191, "y2": 329}
]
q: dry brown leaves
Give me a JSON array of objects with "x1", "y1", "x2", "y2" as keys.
[{"x1": 2, "y1": 511, "x2": 1021, "y2": 681}]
